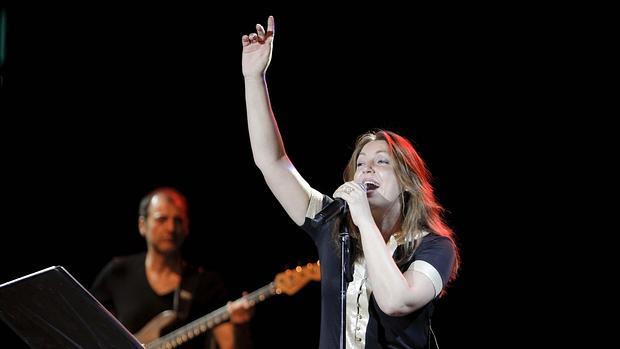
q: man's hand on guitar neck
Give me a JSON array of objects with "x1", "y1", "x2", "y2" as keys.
[{"x1": 227, "y1": 291, "x2": 255, "y2": 325}]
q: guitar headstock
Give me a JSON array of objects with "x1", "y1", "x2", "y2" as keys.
[{"x1": 273, "y1": 261, "x2": 321, "y2": 295}]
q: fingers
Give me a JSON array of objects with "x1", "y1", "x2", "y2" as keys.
[
  {"x1": 267, "y1": 16, "x2": 276, "y2": 35},
  {"x1": 228, "y1": 294, "x2": 255, "y2": 324},
  {"x1": 241, "y1": 35, "x2": 250, "y2": 47},
  {"x1": 256, "y1": 24, "x2": 265, "y2": 41},
  {"x1": 333, "y1": 182, "x2": 364, "y2": 199},
  {"x1": 248, "y1": 33, "x2": 258, "y2": 43},
  {"x1": 267, "y1": 15, "x2": 275, "y2": 36},
  {"x1": 241, "y1": 291, "x2": 250, "y2": 308},
  {"x1": 226, "y1": 300, "x2": 238, "y2": 313},
  {"x1": 241, "y1": 16, "x2": 275, "y2": 45}
]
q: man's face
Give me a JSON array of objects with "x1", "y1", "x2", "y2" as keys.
[{"x1": 140, "y1": 193, "x2": 189, "y2": 254}]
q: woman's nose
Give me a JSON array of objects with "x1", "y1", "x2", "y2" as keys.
[{"x1": 362, "y1": 164, "x2": 374, "y2": 173}]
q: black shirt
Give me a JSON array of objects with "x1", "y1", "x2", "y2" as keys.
[
  {"x1": 91, "y1": 253, "x2": 228, "y2": 349},
  {"x1": 302, "y1": 199, "x2": 456, "y2": 349}
]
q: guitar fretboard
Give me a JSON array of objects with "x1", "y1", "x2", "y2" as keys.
[{"x1": 146, "y1": 282, "x2": 275, "y2": 349}]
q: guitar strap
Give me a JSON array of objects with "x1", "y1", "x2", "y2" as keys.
[{"x1": 173, "y1": 263, "x2": 202, "y2": 322}]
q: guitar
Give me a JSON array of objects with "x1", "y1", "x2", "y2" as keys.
[{"x1": 136, "y1": 262, "x2": 320, "y2": 349}]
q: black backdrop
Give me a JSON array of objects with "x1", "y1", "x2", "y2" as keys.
[{"x1": 0, "y1": 3, "x2": 539, "y2": 348}]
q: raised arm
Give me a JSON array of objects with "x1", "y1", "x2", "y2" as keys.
[{"x1": 242, "y1": 16, "x2": 313, "y2": 226}]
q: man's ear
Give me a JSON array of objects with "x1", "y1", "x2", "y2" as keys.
[{"x1": 138, "y1": 216, "x2": 147, "y2": 237}]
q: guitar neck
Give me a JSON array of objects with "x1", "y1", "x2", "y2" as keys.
[{"x1": 146, "y1": 282, "x2": 276, "y2": 349}]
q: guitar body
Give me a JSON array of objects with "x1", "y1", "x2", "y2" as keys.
[{"x1": 134, "y1": 310, "x2": 178, "y2": 343}]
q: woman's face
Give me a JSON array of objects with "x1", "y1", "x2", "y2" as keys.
[{"x1": 354, "y1": 140, "x2": 403, "y2": 207}]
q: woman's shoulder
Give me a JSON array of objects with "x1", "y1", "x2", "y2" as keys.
[
  {"x1": 421, "y1": 233, "x2": 454, "y2": 247},
  {"x1": 416, "y1": 233, "x2": 456, "y2": 257}
]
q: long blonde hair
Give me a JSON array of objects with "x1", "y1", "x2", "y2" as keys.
[{"x1": 340, "y1": 130, "x2": 460, "y2": 283}]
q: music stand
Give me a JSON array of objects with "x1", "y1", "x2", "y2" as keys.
[{"x1": 0, "y1": 265, "x2": 143, "y2": 349}]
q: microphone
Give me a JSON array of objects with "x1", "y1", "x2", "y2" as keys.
[
  {"x1": 312, "y1": 183, "x2": 367, "y2": 224},
  {"x1": 313, "y1": 198, "x2": 348, "y2": 224}
]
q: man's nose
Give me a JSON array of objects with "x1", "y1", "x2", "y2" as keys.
[
  {"x1": 164, "y1": 218, "x2": 176, "y2": 232},
  {"x1": 161, "y1": 217, "x2": 181, "y2": 233}
]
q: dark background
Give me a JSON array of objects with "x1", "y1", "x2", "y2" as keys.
[{"x1": 0, "y1": 3, "x2": 556, "y2": 348}]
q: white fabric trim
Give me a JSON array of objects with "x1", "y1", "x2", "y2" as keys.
[
  {"x1": 410, "y1": 260, "x2": 444, "y2": 297},
  {"x1": 344, "y1": 236, "x2": 401, "y2": 348},
  {"x1": 346, "y1": 260, "x2": 370, "y2": 349},
  {"x1": 387, "y1": 235, "x2": 399, "y2": 255},
  {"x1": 305, "y1": 188, "x2": 324, "y2": 219}
]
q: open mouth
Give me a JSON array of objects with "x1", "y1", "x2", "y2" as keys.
[{"x1": 362, "y1": 180, "x2": 380, "y2": 192}]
